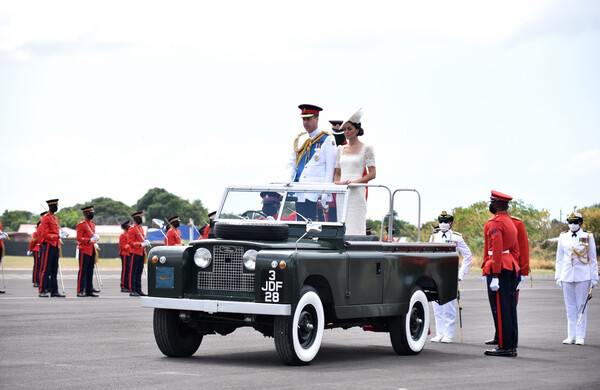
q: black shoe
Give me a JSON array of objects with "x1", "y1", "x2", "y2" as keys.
[
  {"x1": 137, "y1": 291, "x2": 147, "y2": 296},
  {"x1": 51, "y1": 292, "x2": 66, "y2": 298},
  {"x1": 86, "y1": 292, "x2": 99, "y2": 297},
  {"x1": 121, "y1": 288, "x2": 130, "y2": 293},
  {"x1": 93, "y1": 289, "x2": 101, "y2": 293},
  {"x1": 39, "y1": 291, "x2": 49, "y2": 298},
  {"x1": 484, "y1": 348, "x2": 517, "y2": 357},
  {"x1": 33, "y1": 283, "x2": 39, "y2": 287},
  {"x1": 77, "y1": 292, "x2": 87, "y2": 297},
  {"x1": 129, "y1": 292, "x2": 140, "y2": 297},
  {"x1": 0, "y1": 289, "x2": 5, "y2": 294},
  {"x1": 485, "y1": 338, "x2": 498, "y2": 345}
]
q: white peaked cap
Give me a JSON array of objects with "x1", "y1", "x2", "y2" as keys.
[{"x1": 346, "y1": 108, "x2": 363, "y2": 124}]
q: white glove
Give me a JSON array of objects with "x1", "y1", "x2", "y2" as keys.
[
  {"x1": 27, "y1": 251, "x2": 32, "y2": 256},
  {"x1": 94, "y1": 243, "x2": 99, "y2": 250},
  {"x1": 0, "y1": 233, "x2": 7, "y2": 239},
  {"x1": 592, "y1": 280, "x2": 598, "y2": 287},
  {"x1": 482, "y1": 275, "x2": 488, "y2": 285},
  {"x1": 517, "y1": 275, "x2": 526, "y2": 290},
  {"x1": 320, "y1": 194, "x2": 329, "y2": 208},
  {"x1": 141, "y1": 240, "x2": 150, "y2": 247},
  {"x1": 90, "y1": 234, "x2": 100, "y2": 242},
  {"x1": 556, "y1": 280, "x2": 562, "y2": 287},
  {"x1": 59, "y1": 231, "x2": 69, "y2": 238},
  {"x1": 490, "y1": 278, "x2": 500, "y2": 291}
]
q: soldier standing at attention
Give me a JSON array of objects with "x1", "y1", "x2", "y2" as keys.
[
  {"x1": 0, "y1": 220, "x2": 6, "y2": 293},
  {"x1": 484, "y1": 211, "x2": 531, "y2": 346},
  {"x1": 165, "y1": 215, "x2": 182, "y2": 246},
  {"x1": 119, "y1": 219, "x2": 131, "y2": 292},
  {"x1": 127, "y1": 211, "x2": 149, "y2": 297},
  {"x1": 38, "y1": 199, "x2": 68, "y2": 298},
  {"x1": 429, "y1": 211, "x2": 472, "y2": 343},
  {"x1": 76, "y1": 205, "x2": 100, "y2": 297},
  {"x1": 482, "y1": 190, "x2": 520, "y2": 357},
  {"x1": 285, "y1": 104, "x2": 337, "y2": 222},
  {"x1": 555, "y1": 212, "x2": 598, "y2": 346}
]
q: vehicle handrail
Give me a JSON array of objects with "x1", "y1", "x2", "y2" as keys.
[{"x1": 391, "y1": 189, "x2": 422, "y2": 242}]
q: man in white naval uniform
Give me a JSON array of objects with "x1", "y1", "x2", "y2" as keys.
[
  {"x1": 555, "y1": 212, "x2": 598, "y2": 346},
  {"x1": 429, "y1": 211, "x2": 472, "y2": 343},
  {"x1": 285, "y1": 104, "x2": 337, "y2": 222}
]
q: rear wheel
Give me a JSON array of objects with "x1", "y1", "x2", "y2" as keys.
[
  {"x1": 274, "y1": 286, "x2": 324, "y2": 365},
  {"x1": 389, "y1": 288, "x2": 429, "y2": 355},
  {"x1": 153, "y1": 308, "x2": 203, "y2": 357}
]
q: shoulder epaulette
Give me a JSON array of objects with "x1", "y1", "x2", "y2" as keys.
[
  {"x1": 453, "y1": 231, "x2": 462, "y2": 236},
  {"x1": 562, "y1": 230, "x2": 569, "y2": 234},
  {"x1": 510, "y1": 216, "x2": 521, "y2": 221}
]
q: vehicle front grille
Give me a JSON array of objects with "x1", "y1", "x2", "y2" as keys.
[{"x1": 197, "y1": 245, "x2": 255, "y2": 292}]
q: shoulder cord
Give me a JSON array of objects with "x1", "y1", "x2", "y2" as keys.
[
  {"x1": 294, "y1": 131, "x2": 328, "y2": 168},
  {"x1": 571, "y1": 232, "x2": 590, "y2": 266}
]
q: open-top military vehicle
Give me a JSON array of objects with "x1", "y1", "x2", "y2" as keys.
[{"x1": 141, "y1": 183, "x2": 458, "y2": 365}]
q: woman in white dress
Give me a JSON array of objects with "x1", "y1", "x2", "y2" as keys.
[{"x1": 334, "y1": 109, "x2": 376, "y2": 235}]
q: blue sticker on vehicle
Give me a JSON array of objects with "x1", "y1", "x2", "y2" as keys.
[{"x1": 156, "y1": 266, "x2": 174, "y2": 289}]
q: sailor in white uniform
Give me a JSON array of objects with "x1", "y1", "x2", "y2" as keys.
[
  {"x1": 285, "y1": 104, "x2": 337, "y2": 222},
  {"x1": 555, "y1": 212, "x2": 598, "y2": 346},
  {"x1": 429, "y1": 211, "x2": 473, "y2": 343}
]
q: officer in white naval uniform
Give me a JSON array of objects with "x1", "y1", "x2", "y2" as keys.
[
  {"x1": 285, "y1": 104, "x2": 337, "y2": 222},
  {"x1": 555, "y1": 212, "x2": 598, "y2": 345},
  {"x1": 429, "y1": 211, "x2": 472, "y2": 343}
]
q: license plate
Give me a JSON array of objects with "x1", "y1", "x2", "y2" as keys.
[{"x1": 260, "y1": 269, "x2": 283, "y2": 303}]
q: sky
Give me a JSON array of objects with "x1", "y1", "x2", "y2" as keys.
[{"x1": 1, "y1": 0, "x2": 599, "y2": 226}]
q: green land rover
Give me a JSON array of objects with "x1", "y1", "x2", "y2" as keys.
[{"x1": 141, "y1": 183, "x2": 458, "y2": 365}]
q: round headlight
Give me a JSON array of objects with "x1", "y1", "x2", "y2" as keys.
[
  {"x1": 194, "y1": 248, "x2": 212, "y2": 268},
  {"x1": 243, "y1": 249, "x2": 258, "y2": 271}
]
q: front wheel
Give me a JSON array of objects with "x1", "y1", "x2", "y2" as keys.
[
  {"x1": 274, "y1": 286, "x2": 325, "y2": 365},
  {"x1": 153, "y1": 308, "x2": 203, "y2": 357},
  {"x1": 389, "y1": 288, "x2": 429, "y2": 355}
]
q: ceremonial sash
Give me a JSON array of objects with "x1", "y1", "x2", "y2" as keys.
[{"x1": 294, "y1": 132, "x2": 328, "y2": 181}]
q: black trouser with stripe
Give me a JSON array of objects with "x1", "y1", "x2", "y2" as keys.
[
  {"x1": 487, "y1": 268, "x2": 518, "y2": 349},
  {"x1": 130, "y1": 253, "x2": 145, "y2": 294},
  {"x1": 120, "y1": 254, "x2": 129, "y2": 290},
  {"x1": 39, "y1": 244, "x2": 59, "y2": 294},
  {"x1": 77, "y1": 251, "x2": 94, "y2": 294}
]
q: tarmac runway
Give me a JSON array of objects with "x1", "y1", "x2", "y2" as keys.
[{"x1": 1, "y1": 269, "x2": 599, "y2": 389}]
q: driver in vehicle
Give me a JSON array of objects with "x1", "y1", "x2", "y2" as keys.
[{"x1": 259, "y1": 192, "x2": 296, "y2": 221}]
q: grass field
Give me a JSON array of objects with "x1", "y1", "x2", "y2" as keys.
[{"x1": 1, "y1": 255, "x2": 556, "y2": 274}]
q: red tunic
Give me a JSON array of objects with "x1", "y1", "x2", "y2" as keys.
[
  {"x1": 119, "y1": 231, "x2": 130, "y2": 256},
  {"x1": 29, "y1": 231, "x2": 40, "y2": 252},
  {"x1": 76, "y1": 218, "x2": 96, "y2": 256},
  {"x1": 510, "y1": 216, "x2": 530, "y2": 276},
  {"x1": 201, "y1": 225, "x2": 210, "y2": 240},
  {"x1": 482, "y1": 211, "x2": 520, "y2": 275},
  {"x1": 0, "y1": 221, "x2": 4, "y2": 251},
  {"x1": 127, "y1": 223, "x2": 146, "y2": 256},
  {"x1": 165, "y1": 228, "x2": 182, "y2": 246},
  {"x1": 40, "y1": 212, "x2": 61, "y2": 248}
]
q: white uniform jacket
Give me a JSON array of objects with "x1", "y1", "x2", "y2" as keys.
[
  {"x1": 285, "y1": 128, "x2": 337, "y2": 202},
  {"x1": 429, "y1": 229, "x2": 473, "y2": 280},
  {"x1": 555, "y1": 229, "x2": 598, "y2": 283}
]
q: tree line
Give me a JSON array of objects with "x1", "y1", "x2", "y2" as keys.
[{"x1": 0, "y1": 188, "x2": 210, "y2": 231}]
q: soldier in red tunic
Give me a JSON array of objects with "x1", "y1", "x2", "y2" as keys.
[
  {"x1": 127, "y1": 211, "x2": 149, "y2": 296},
  {"x1": 38, "y1": 199, "x2": 67, "y2": 297},
  {"x1": 119, "y1": 219, "x2": 131, "y2": 292},
  {"x1": 200, "y1": 211, "x2": 216, "y2": 239},
  {"x1": 482, "y1": 190, "x2": 520, "y2": 357},
  {"x1": 0, "y1": 220, "x2": 6, "y2": 293},
  {"x1": 164, "y1": 215, "x2": 182, "y2": 246},
  {"x1": 76, "y1": 205, "x2": 99, "y2": 297}
]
